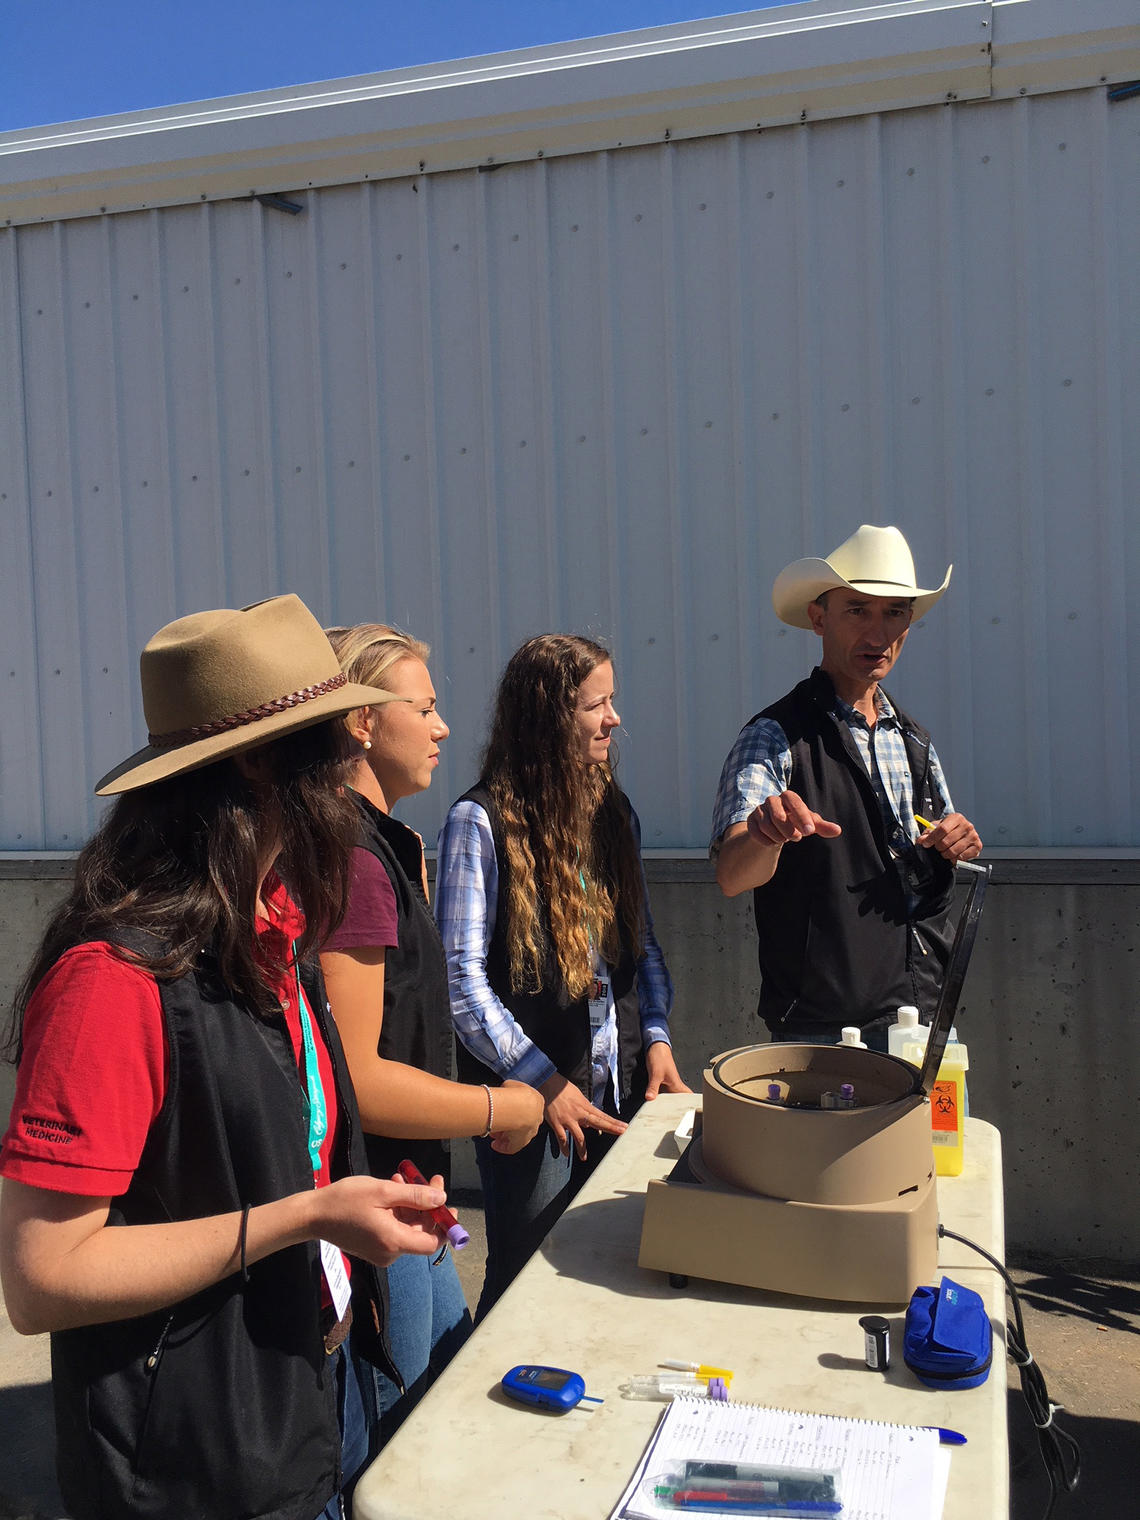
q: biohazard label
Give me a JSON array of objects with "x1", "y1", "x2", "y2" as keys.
[{"x1": 931, "y1": 1079, "x2": 959, "y2": 1133}]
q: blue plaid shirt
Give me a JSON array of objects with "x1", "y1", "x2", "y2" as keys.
[
  {"x1": 436, "y1": 798, "x2": 673, "y2": 1099},
  {"x1": 710, "y1": 682, "x2": 952, "y2": 857}
]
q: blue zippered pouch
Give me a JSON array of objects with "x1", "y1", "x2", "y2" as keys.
[{"x1": 903, "y1": 1277, "x2": 992, "y2": 1390}]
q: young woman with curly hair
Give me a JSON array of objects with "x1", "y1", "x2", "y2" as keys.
[{"x1": 436, "y1": 634, "x2": 690, "y2": 1318}]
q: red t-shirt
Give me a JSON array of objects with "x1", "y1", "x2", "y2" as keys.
[
  {"x1": 0, "y1": 881, "x2": 343, "y2": 1205},
  {"x1": 322, "y1": 847, "x2": 399, "y2": 953}
]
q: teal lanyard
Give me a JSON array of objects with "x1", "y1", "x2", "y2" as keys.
[
  {"x1": 579, "y1": 865, "x2": 596, "y2": 963},
  {"x1": 292, "y1": 953, "x2": 328, "y2": 1176}
]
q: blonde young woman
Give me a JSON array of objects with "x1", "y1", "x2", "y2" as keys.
[
  {"x1": 320, "y1": 625, "x2": 543, "y2": 1440},
  {"x1": 436, "y1": 634, "x2": 691, "y2": 1320}
]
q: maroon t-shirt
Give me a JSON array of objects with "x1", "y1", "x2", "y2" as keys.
[{"x1": 323, "y1": 846, "x2": 400, "y2": 952}]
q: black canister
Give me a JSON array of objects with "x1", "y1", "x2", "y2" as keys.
[{"x1": 859, "y1": 1314, "x2": 891, "y2": 1370}]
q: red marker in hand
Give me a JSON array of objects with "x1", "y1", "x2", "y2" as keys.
[{"x1": 396, "y1": 1159, "x2": 469, "y2": 1250}]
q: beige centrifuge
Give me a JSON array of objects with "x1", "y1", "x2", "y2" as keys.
[{"x1": 638, "y1": 861, "x2": 989, "y2": 1304}]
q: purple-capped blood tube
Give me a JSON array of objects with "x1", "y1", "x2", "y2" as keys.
[{"x1": 396, "y1": 1159, "x2": 469, "y2": 1249}]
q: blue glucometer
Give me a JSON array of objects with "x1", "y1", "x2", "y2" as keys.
[{"x1": 501, "y1": 1364, "x2": 595, "y2": 1412}]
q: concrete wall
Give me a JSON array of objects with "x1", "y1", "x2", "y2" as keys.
[{"x1": 2, "y1": 856, "x2": 1136, "y2": 1262}]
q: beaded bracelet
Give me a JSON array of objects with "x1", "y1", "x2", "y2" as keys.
[{"x1": 480, "y1": 1084, "x2": 495, "y2": 1138}]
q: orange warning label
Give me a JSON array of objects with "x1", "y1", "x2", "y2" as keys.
[{"x1": 931, "y1": 1079, "x2": 959, "y2": 1132}]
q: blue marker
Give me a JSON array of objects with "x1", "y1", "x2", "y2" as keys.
[{"x1": 927, "y1": 1426, "x2": 968, "y2": 1446}]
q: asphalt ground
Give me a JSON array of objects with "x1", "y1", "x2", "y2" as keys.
[{"x1": 1, "y1": 1191, "x2": 1135, "y2": 1519}]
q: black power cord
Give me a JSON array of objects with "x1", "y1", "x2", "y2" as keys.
[{"x1": 938, "y1": 1225, "x2": 1081, "y2": 1518}]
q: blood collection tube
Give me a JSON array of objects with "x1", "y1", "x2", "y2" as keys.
[{"x1": 396, "y1": 1159, "x2": 469, "y2": 1249}]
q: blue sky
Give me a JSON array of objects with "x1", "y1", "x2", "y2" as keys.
[{"x1": 1, "y1": 1, "x2": 792, "y2": 134}]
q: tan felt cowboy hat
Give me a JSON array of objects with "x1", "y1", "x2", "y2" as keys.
[
  {"x1": 772, "y1": 524, "x2": 952, "y2": 631},
  {"x1": 96, "y1": 594, "x2": 399, "y2": 795}
]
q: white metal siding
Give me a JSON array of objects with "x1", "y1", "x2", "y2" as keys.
[{"x1": 2, "y1": 85, "x2": 1137, "y2": 850}]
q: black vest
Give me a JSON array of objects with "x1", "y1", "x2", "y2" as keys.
[
  {"x1": 452, "y1": 784, "x2": 647, "y2": 1112},
  {"x1": 350, "y1": 790, "x2": 453, "y2": 1186},
  {"x1": 50, "y1": 945, "x2": 395, "y2": 1520},
  {"x1": 750, "y1": 669, "x2": 955, "y2": 1033}
]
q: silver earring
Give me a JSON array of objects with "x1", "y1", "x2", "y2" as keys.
[{"x1": 362, "y1": 739, "x2": 372, "y2": 751}]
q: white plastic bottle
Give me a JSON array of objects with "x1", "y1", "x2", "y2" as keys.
[
  {"x1": 839, "y1": 1026, "x2": 867, "y2": 1049},
  {"x1": 888, "y1": 1005, "x2": 927, "y2": 1063}
]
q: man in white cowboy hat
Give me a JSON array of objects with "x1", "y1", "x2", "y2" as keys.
[{"x1": 710, "y1": 524, "x2": 982, "y2": 1047}]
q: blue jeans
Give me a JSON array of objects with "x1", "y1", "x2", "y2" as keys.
[
  {"x1": 370, "y1": 1246, "x2": 472, "y2": 1447},
  {"x1": 473, "y1": 1124, "x2": 618, "y2": 1322},
  {"x1": 316, "y1": 1331, "x2": 370, "y2": 1520}
]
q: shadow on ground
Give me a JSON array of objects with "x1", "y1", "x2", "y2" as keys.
[
  {"x1": 1009, "y1": 1265, "x2": 1140, "y2": 1336},
  {"x1": 1009, "y1": 1399, "x2": 1132, "y2": 1519},
  {"x1": 1006, "y1": 1252, "x2": 1138, "y2": 1520}
]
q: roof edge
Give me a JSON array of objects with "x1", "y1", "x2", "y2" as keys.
[{"x1": 1, "y1": 0, "x2": 1136, "y2": 227}]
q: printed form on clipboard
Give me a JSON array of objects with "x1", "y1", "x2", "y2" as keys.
[{"x1": 610, "y1": 1397, "x2": 950, "y2": 1520}]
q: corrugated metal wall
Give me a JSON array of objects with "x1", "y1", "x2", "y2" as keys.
[{"x1": 3, "y1": 84, "x2": 1137, "y2": 851}]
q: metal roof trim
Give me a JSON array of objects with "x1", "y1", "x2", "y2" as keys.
[
  {"x1": 0, "y1": 3, "x2": 985, "y2": 142},
  {"x1": 0, "y1": 0, "x2": 1135, "y2": 227},
  {"x1": 991, "y1": 0, "x2": 1140, "y2": 99}
]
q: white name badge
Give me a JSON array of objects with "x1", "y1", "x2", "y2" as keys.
[
  {"x1": 587, "y1": 976, "x2": 610, "y2": 1033},
  {"x1": 320, "y1": 1237, "x2": 352, "y2": 1322}
]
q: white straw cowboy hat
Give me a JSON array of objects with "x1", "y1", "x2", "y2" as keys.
[
  {"x1": 772, "y1": 524, "x2": 952, "y2": 631},
  {"x1": 96, "y1": 594, "x2": 399, "y2": 795}
]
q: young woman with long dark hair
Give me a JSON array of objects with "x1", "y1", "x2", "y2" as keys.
[
  {"x1": 319, "y1": 623, "x2": 542, "y2": 1441},
  {"x1": 435, "y1": 634, "x2": 690, "y2": 1318},
  {"x1": 0, "y1": 596, "x2": 449, "y2": 1520}
]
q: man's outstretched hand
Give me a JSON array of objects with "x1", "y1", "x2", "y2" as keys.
[{"x1": 746, "y1": 789, "x2": 843, "y2": 848}]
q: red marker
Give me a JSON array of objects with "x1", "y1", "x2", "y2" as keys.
[{"x1": 396, "y1": 1159, "x2": 469, "y2": 1249}]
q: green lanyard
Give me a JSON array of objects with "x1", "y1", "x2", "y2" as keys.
[{"x1": 292, "y1": 953, "x2": 328, "y2": 1176}]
